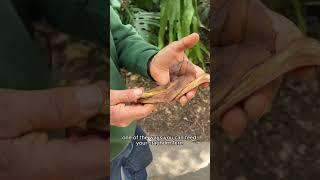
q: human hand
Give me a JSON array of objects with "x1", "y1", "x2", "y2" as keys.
[
  {"x1": 221, "y1": 67, "x2": 315, "y2": 138},
  {"x1": 213, "y1": 0, "x2": 317, "y2": 138},
  {"x1": 110, "y1": 88, "x2": 155, "y2": 127},
  {"x1": 149, "y1": 33, "x2": 208, "y2": 106},
  {"x1": 0, "y1": 83, "x2": 108, "y2": 179}
]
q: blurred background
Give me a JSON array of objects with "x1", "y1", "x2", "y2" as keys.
[
  {"x1": 111, "y1": 0, "x2": 210, "y2": 70},
  {"x1": 214, "y1": 1, "x2": 320, "y2": 180}
]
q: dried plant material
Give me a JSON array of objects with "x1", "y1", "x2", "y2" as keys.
[
  {"x1": 215, "y1": 38, "x2": 320, "y2": 119},
  {"x1": 139, "y1": 61, "x2": 210, "y2": 104},
  {"x1": 175, "y1": 73, "x2": 210, "y2": 100},
  {"x1": 213, "y1": 0, "x2": 320, "y2": 121}
]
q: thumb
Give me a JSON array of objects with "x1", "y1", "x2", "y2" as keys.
[
  {"x1": 110, "y1": 88, "x2": 144, "y2": 105},
  {"x1": 173, "y1": 33, "x2": 200, "y2": 52}
]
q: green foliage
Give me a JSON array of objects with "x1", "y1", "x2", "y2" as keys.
[
  {"x1": 116, "y1": 0, "x2": 160, "y2": 45},
  {"x1": 116, "y1": 0, "x2": 209, "y2": 69},
  {"x1": 123, "y1": 7, "x2": 160, "y2": 45},
  {"x1": 158, "y1": 0, "x2": 209, "y2": 69},
  {"x1": 292, "y1": 0, "x2": 307, "y2": 33},
  {"x1": 111, "y1": 0, "x2": 121, "y2": 9}
]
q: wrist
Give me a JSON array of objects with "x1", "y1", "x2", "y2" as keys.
[{"x1": 147, "y1": 55, "x2": 157, "y2": 81}]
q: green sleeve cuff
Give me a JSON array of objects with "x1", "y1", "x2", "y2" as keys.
[{"x1": 136, "y1": 50, "x2": 158, "y2": 78}]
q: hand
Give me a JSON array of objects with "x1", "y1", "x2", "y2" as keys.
[
  {"x1": 149, "y1": 33, "x2": 208, "y2": 106},
  {"x1": 221, "y1": 67, "x2": 315, "y2": 138},
  {"x1": 214, "y1": 0, "x2": 316, "y2": 138},
  {"x1": 110, "y1": 88, "x2": 155, "y2": 127},
  {"x1": 0, "y1": 83, "x2": 108, "y2": 179}
]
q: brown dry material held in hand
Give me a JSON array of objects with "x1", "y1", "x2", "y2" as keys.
[
  {"x1": 138, "y1": 60, "x2": 210, "y2": 104},
  {"x1": 213, "y1": 0, "x2": 320, "y2": 121}
]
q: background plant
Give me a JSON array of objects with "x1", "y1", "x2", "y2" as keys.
[{"x1": 111, "y1": 0, "x2": 210, "y2": 70}]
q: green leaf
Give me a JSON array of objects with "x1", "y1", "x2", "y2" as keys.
[
  {"x1": 131, "y1": 8, "x2": 160, "y2": 45},
  {"x1": 167, "y1": 0, "x2": 181, "y2": 43},
  {"x1": 158, "y1": 0, "x2": 168, "y2": 48},
  {"x1": 111, "y1": 0, "x2": 121, "y2": 9},
  {"x1": 118, "y1": 0, "x2": 210, "y2": 68},
  {"x1": 181, "y1": 0, "x2": 194, "y2": 37}
]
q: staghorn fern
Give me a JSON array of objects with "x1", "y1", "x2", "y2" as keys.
[
  {"x1": 129, "y1": 8, "x2": 160, "y2": 45},
  {"x1": 114, "y1": 0, "x2": 209, "y2": 69}
]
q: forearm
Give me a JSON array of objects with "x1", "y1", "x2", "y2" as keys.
[
  {"x1": 110, "y1": 7, "x2": 159, "y2": 77},
  {"x1": 0, "y1": 134, "x2": 108, "y2": 180}
]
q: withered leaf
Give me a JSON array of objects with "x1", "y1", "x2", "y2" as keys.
[{"x1": 139, "y1": 61, "x2": 210, "y2": 104}]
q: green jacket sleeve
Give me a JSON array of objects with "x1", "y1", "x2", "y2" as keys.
[
  {"x1": 36, "y1": 0, "x2": 107, "y2": 47},
  {"x1": 110, "y1": 7, "x2": 159, "y2": 77}
]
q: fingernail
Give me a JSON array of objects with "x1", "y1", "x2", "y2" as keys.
[{"x1": 134, "y1": 88, "x2": 143, "y2": 96}]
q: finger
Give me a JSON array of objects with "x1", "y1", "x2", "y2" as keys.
[
  {"x1": 0, "y1": 82, "x2": 107, "y2": 138},
  {"x1": 290, "y1": 66, "x2": 316, "y2": 80},
  {"x1": 2, "y1": 133, "x2": 108, "y2": 179},
  {"x1": 110, "y1": 104, "x2": 155, "y2": 127},
  {"x1": 123, "y1": 104, "x2": 155, "y2": 120},
  {"x1": 243, "y1": 93, "x2": 270, "y2": 122},
  {"x1": 110, "y1": 88, "x2": 143, "y2": 105},
  {"x1": 173, "y1": 33, "x2": 200, "y2": 52},
  {"x1": 221, "y1": 106, "x2": 248, "y2": 138},
  {"x1": 201, "y1": 83, "x2": 209, "y2": 88},
  {"x1": 179, "y1": 96, "x2": 188, "y2": 106},
  {"x1": 186, "y1": 89, "x2": 197, "y2": 100},
  {"x1": 243, "y1": 78, "x2": 282, "y2": 121}
]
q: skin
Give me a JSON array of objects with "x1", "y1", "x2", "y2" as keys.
[
  {"x1": 110, "y1": 88, "x2": 155, "y2": 127},
  {"x1": 0, "y1": 84, "x2": 108, "y2": 179},
  {"x1": 111, "y1": 33, "x2": 208, "y2": 127},
  {"x1": 149, "y1": 33, "x2": 208, "y2": 106},
  {"x1": 221, "y1": 67, "x2": 315, "y2": 138}
]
